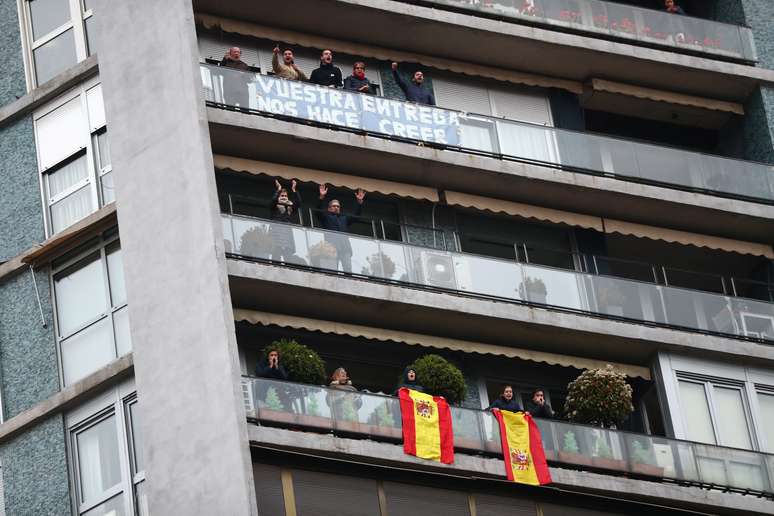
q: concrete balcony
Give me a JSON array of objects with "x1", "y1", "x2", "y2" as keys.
[
  {"x1": 224, "y1": 215, "x2": 774, "y2": 364},
  {"x1": 243, "y1": 377, "x2": 774, "y2": 514},
  {"x1": 203, "y1": 65, "x2": 774, "y2": 244}
]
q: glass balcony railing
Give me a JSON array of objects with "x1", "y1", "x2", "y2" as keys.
[
  {"x1": 201, "y1": 64, "x2": 774, "y2": 204},
  {"x1": 421, "y1": 0, "x2": 757, "y2": 62},
  {"x1": 224, "y1": 214, "x2": 774, "y2": 343},
  {"x1": 242, "y1": 377, "x2": 774, "y2": 496}
]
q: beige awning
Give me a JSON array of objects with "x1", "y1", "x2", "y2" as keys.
[
  {"x1": 603, "y1": 219, "x2": 774, "y2": 258},
  {"x1": 215, "y1": 155, "x2": 439, "y2": 202},
  {"x1": 234, "y1": 309, "x2": 651, "y2": 379},
  {"x1": 582, "y1": 79, "x2": 743, "y2": 129},
  {"x1": 445, "y1": 191, "x2": 604, "y2": 231},
  {"x1": 196, "y1": 13, "x2": 583, "y2": 94}
]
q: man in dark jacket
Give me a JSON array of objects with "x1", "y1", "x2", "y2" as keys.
[
  {"x1": 310, "y1": 49, "x2": 343, "y2": 88},
  {"x1": 391, "y1": 62, "x2": 435, "y2": 105},
  {"x1": 488, "y1": 385, "x2": 523, "y2": 412},
  {"x1": 664, "y1": 0, "x2": 685, "y2": 14},
  {"x1": 525, "y1": 388, "x2": 554, "y2": 419},
  {"x1": 343, "y1": 61, "x2": 374, "y2": 94},
  {"x1": 316, "y1": 184, "x2": 365, "y2": 272},
  {"x1": 255, "y1": 349, "x2": 289, "y2": 380}
]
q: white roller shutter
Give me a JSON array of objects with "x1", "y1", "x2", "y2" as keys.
[
  {"x1": 490, "y1": 85, "x2": 553, "y2": 125},
  {"x1": 432, "y1": 76, "x2": 492, "y2": 115}
]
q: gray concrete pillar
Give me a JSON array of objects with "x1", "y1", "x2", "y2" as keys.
[{"x1": 92, "y1": 1, "x2": 256, "y2": 514}]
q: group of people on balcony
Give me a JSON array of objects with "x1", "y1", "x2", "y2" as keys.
[
  {"x1": 268, "y1": 178, "x2": 367, "y2": 272},
  {"x1": 256, "y1": 351, "x2": 554, "y2": 418},
  {"x1": 220, "y1": 45, "x2": 436, "y2": 105}
]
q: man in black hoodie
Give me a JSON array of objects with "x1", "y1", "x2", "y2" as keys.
[{"x1": 310, "y1": 49, "x2": 343, "y2": 88}]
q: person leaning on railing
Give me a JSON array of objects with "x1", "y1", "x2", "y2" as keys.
[
  {"x1": 316, "y1": 184, "x2": 366, "y2": 273},
  {"x1": 255, "y1": 349, "x2": 289, "y2": 380},
  {"x1": 488, "y1": 385, "x2": 524, "y2": 412},
  {"x1": 664, "y1": 0, "x2": 685, "y2": 14},
  {"x1": 272, "y1": 45, "x2": 308, "y2": 81},
  {"x1": 394, "y1": 366, "x2": 424, "y2": 395},
  {"x1": 390, "y1": 62, "x2": 435, "y2": 106},
  {"x1": 220, "y1": 47, "x2": 248, "y2": 70},
  {"x1": 219, "y1": 47, "x2": 250, "y2": 108},
  {"x1": 343, "y1": 61, "x2": 374, "y2": 94},
  {"x1": 327, "y1": 367, "x2": 363, "y2": 421}
]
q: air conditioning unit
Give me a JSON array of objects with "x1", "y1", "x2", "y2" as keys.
[
  {"x1": 741, "y1": 312, "x2": 774, "y2": 339},
  {"x1": 416, "y1": 251, "x2": 457, "y2": 290}
]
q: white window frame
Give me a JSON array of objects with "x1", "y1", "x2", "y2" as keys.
[
  {"x1": 18, "y1": 0, "x2": 93, "y2": 89},
  {"x1": 50, "y1": 229, "x2": 129, "y2": 387},
  {"x1": 33, "y1": 77, "x2": 108, "y2": 237},
  {"x1": 66, "y1": 380, "x2": 143, "y2": 516}
]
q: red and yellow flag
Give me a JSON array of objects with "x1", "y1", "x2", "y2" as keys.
[
  {"x1": 493, "y1": 410, "x2": 552, "y2": 485},
  {"x1": 399, "y1": 388, "x2": 454, "y2": 464}
]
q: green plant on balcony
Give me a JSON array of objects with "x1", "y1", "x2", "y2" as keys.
[
  {"x1": 306, "y1": 395, "x2": 321, "y2": 417},
  {"x1": 239, "y1": 225, "x2": 272, "y2": 257},
  {"x1": 309, "y1": 240, "x2": 338, "y2": 268},
  {"x1": 562, "y1": 431, "x2": 580, "y2": 454},
  {"x1": 595, "y1": 435, "x2": 614, "y2": 459},
  {"x1": 518, "y1": 276, "x2": 547, "y2": 301},
  {"x1": 264, "y1": 387, "x2": 283, "y2": 410},
  {"x1": 408, "y1": 354, "x2": 466, "y2": 404},
  {"x1": 370, "y1": 401, "x2": 395, "y2": 427},
  {"x1": 262, "y1": 339, "x2": 326, "y2": 385},
  {"x1": 631, "y1": 440, "x2": 654, "y2": 465},
  {"x1": 564, "y1": 365, "x2": 633, "y2": 428},
  {"x1": 362, "y1": 251, "x2": 396, "y2": 278}
]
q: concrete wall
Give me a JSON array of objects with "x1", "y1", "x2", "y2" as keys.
[
  {"x1": 0, "y1": 118, "x2": 44, "y2": 263},
  {"x1": 0, "y1": 268, "x2": 58, "y2": 419},
  {"x1": 93, "y1": 0, "x2": 256, "y2": 514},
  {"x1": 0, "y1": 416, "x2": 71, "y2": 516},
  {"x1": 0, "y1": 0, "x2": 26, "y2": 106},
  {"x1": 743, "y1": 86, "x2": 774, "y2": 164}
]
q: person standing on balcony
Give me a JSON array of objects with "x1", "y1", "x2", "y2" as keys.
[
  {"x1": 219, "y1": 47, "x2": 250, "y2": 108},
  {"x1": 394, "y1": 367, "x2": 424, "y2": 395},
  {"x1": 488, "y1": 385, "x2": 523, "y2": 412},
  {"x1": 220, "y1": 47, "x2": 248, "y2": 70},
  {"x1": 270, "y1": 179, "x2": 303, "y2": 263},
  {"x1": 526, "y1": 389, "x2": 554, "y2": 419},
  {"x1": 256, "y1": 349, "x2": 289, "y2": 380},
  {"x1": 391, "y1": 62, "x2": 435, "y2": 106},
  {"x1": 272, "y1": 45, "x2": 308, "y2": 81},
  {"x1": 343, "y1": 62, "x2": 374, "y2": 94},
  {"x1": 664, "y1": 0, "x2": 685, "y2": 14},
  {"x1": 316, "y1": 184, "x2": 366, "y2": 273},
  {"x1": 310, "y1": 49, "x2": 343, "y2": 88}
]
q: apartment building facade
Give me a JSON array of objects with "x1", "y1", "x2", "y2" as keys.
[{"x1": 1, "y1": 0, "x2": 774, "y2": 514}]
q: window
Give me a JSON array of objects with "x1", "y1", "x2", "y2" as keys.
[
  {"x1": 676, "y1": 377, "x2": 753, "y2": 449},
  {"x1": 34, "y1": 79, "x2": 111, "y2": 236},
  {"x1": 53, "y1": 231, "x2": 130, "y2": 385},
  {"x1": 67, "y1": 382, "x2": 145, "y2": 516},
  {"x1": 755, "y1": 389, "x2": 774, "y2": 453},
  {"x1": 21, "y1": 0, "x2": 94, "y2": 87}
]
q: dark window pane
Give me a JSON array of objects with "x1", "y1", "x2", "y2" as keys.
[
  {"x1": 85, "y1": 15, "x2": 96, "y2": 55},
  {"x1": 29, "y1": 0, "x2": 71, "y2": 40},
  {"x1": 33, "y1": 28, "x2": 77, "y2": 84}
]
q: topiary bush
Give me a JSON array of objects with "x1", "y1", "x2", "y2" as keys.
[
  {"x1": 262, "y1": 338, "x2": 326, "y2": 385},
  {"x1": 564, "y1": 365, "x2": 633, "y2": 427},
  {"x1": 408, "y1": 354, "x2": 466, "y2": 404}
]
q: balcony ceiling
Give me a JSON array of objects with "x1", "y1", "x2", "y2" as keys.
[{"x1": 193, "y1": 0, "x2": 774, "y2": 102}]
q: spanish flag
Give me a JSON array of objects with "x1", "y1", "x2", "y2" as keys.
[
  {"x1": 399, "y1": 388, "x2": 454, "y2": 464},
  {"x1": 493, "y1": 410, "x2": 552, "y2": 485}
]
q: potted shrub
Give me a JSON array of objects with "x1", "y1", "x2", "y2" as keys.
[
  {"x1": 408, "y1": 354, "x2": 466, "y2": 405},
  {"x1": 629, "y1": 440, "x2": 664, "y2": 477},
  {"x1": 362, "y1": 251, "x2": 396, "y2": 279},
  {"x1": 239, "y1": 225, "x2": 272, "y2": 259},
  {"x1": 519, "y1": 276, "x2": 547, "y2": 304},
  {"x1": 309, "y1": 240, "x2": 338, "y2": 269},
  {"x1": 591, "y1": 434, "x2": 627, "y2": 471},
  {"x1": 367, "y1": 400, "x2": 402, "y2": 439},
  {"x1": 259, "y1": 386, "x2": 297, "y2": 425},
  {"x1": 557, "y1": 430, "x2": 593, "y2": 466},
  {"x1": 330, "y1": 392, "x2": 363, "y2": 434},
  {"x1": 564, "y1": 365, "x2": 633, "y2": 428},
  {"x1": 297, "y1": 391, "x2": 330, "y2": 431}
]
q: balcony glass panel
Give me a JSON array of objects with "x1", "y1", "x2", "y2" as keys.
[
  {"x1": 414, "y1": 0, "x2": 756, "y2": 62},
  {"x1": 225, "y1": 214, "x2": 774, "y2": 344},
  {"x1": 203, "y1": 64, "x2": 774, "y2": 204},
  {"x1": 245, "y1": 378, "x2": 774, "y2": 495}
]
